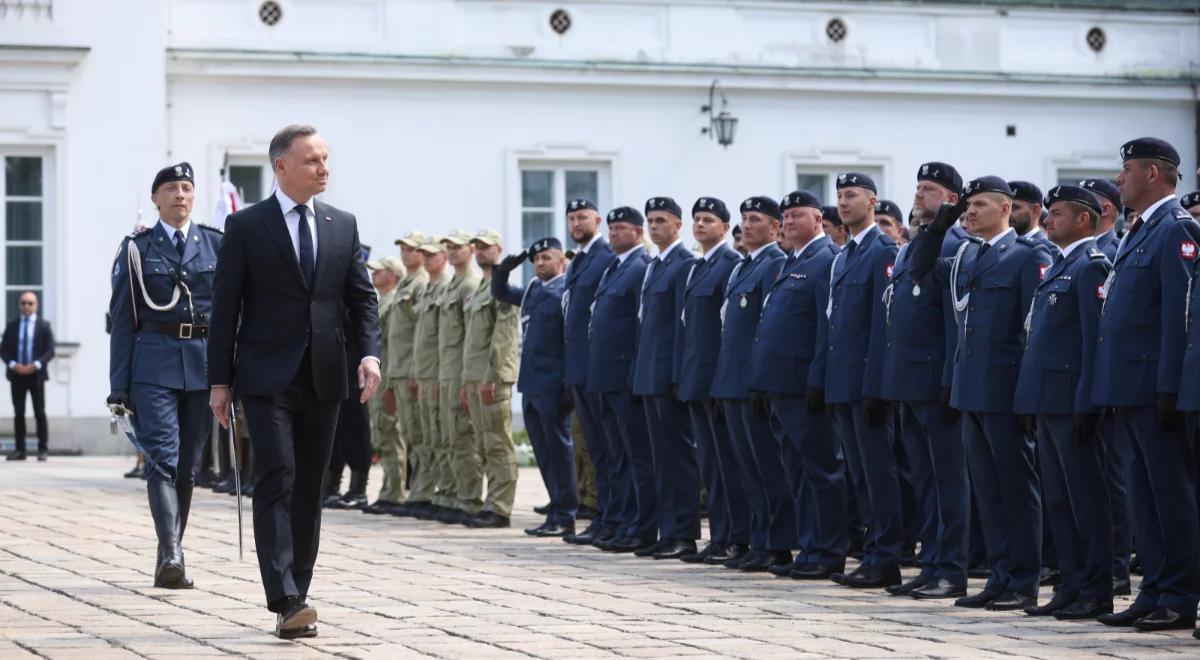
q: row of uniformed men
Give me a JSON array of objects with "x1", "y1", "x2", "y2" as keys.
[{"x1": 491, "y1": 136, "x2": 1200, "y2": 638}]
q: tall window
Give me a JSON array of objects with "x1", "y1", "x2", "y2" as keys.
[
  {"x1": 227, "y1": 161, "x2": 273, "y2": 204},
  {"x1": 519, "y1": 164, "x2": 608, "y2": 281},
  {"x1": 4, "y1": 156, "x2": 44, "y2": 320},
  {"x1": 796, "y1": 165, "x2": 885, "y2": 206}
]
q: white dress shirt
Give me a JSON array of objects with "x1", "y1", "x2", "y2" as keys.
[{"x1": 275, "y1": 188, "x2": 319, "y2": 261}]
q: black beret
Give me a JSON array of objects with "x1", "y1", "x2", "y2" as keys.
[
  {"x1": 1120, "y1": 137, "x2": 1180, "y2": 166},
  {"x1": 821, "y1": 205, "x2": 843, "y2": 226},
  {"x1": 692, "y1": 196, "x2": 730, "y2": 223},
  {"x1": 1008, "y1": 180, "x2": 1044, "y2": 205},
  {"x1": 566, "y1": 198, "x2": 598, "y2": 214},
  {"x1": 1045, "y1": 185, "x2": 1101, "y2": 215},
  {"x1": 874, "y1": 200, "x2": 904, "y2": 223},
  {"x1": 964, "y1": 176, "x2": 1015, "y2": 200},
  {"x1": 529, "y1": 236, "x2": 563, "y2": 256},
  {"x1": 1181, "y1": 191, "x2": 1200, "y2": 210},
  {"x1": 151, "y1": 162, "x2": 194, "y2": 193},
  {"x1": 644, "y1": 196, "x2": 682, "y2": 218},
  {"x1": 781, "y1": 191, "x2": 822, "y2": 211},
  {"x1": 1078, "y1": 178, "x2": 1121, "y2": 209},
  {"x1": 917, "y1": 162, "x2": 963, "y2": 194},
  {"x1": 740, "y1": 196, "x2": 781, "y2": 220},
  {"x1": 606, "y1": 206, "x2": 644, "y2": 226},
  {"x1": 836, "y1": 172, "x2": 877, "y2": 194},
  {"x1": 731, "y1": 224, "x2": 743, "y2": 237}
]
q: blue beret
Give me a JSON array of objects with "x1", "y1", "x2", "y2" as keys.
[
  {"x1": 606, "y1": 206, "x2": 644, "y2": 226},
  {"x1": 1078, "y1": 178, "x2": 1121, "y2": 209},
  {"x1": 964, "y1": 176, "x2": 1015, "y2": 199},
  {"x1": 1045, "y1": 185, "x2": 1100, "y2": 215},
  {"x1": 740, "y1": 196, "x2": 781, "y2": 220},
  {"x1": 917, "y1": 162, "x2": 963, "y2": 194},
  {"x1": 1181, "y1": 191, "x2": 1200, "y2": 210},
  {"x1": 151, "y1": 162, "x2": 194, "y2": 193},
  {"x1": 875, "y1": 199, "x2": 904, "y2": 223},
  {"x1": 1120, "y1": 137, "x2": 1180, "y2": 166},
  {"x1": 566, "y1": 198, "x2": 598, "y2": 214},
  {"x1": 645, "y1": 196, "x2": 682, "y2": 218},
  {"x1": 529, "y1": 236, "x2": 563, "y2": 256},
  {"x1": 1008, "y1": 180, "x2": 1044, "y2": 205},
  {"x1": 821, "y1": 205, "x2": 843, "y2": 226},
  {"x1": 692, "y1": 196, "x2": 730, "y2": 223},
  {"x1": 836, "y1": 172, "x2": 877, "y2": 194},
  {"x1": 781, "y1": 191, "x2": 822, "y2": 211}
]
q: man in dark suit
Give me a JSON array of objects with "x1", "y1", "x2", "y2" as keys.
[
  {"x1": 3, "y1": 291, "x2": 54, "y2": 461},
  {"x1": 208, "y1": 125, "x2": 381, "y2": 639}
]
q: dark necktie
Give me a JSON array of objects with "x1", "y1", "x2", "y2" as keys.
[
  {"x1": 570, "y1": 247, "x2": 589, "y2": 277},
  {"x1": 686, "y1": 257, "x2": 706, "y2": 287},
  {"x1": 21, "y1": 318, "x2": 31, "y2": 365},
  {"x1": 977, "y1": 242, "x2": 991, "y2": 259},
  {"x1": 1127, "y1": 215, "x2": 1143, "y2": 237},
  {"x1": 296, "y1": 205, "x2": 315, "y2": 285},
  {"x1": 174, "y1": 229, "x2": 186, "y2": 256},
  {"x1": 1053, "y1": 251, "x2": 1064, "y2": 265}
]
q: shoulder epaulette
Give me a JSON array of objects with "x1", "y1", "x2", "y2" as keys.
[
  {"x1": 877, "y1": 233, "x2": 897, "y2": 247},
  {"x1": 1015, "y1": 235, "x2": 1040, "y2": 246},
  {"x1": 127, "y1": 227, "x2": 152, "y2": 240},
  {"x1": 1088, "y1": 248, "x2": 1107, "y2": 260},
  {"x1": 197, "y1": 222, "x2": 224, "y2": 234},
  {"x1": 1175, "y1": 209, "x2": 1193, "y2": 220}
]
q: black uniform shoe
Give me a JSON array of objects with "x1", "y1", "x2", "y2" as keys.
[
  {"x1": 740, "y1": 551, "x2": 791, "y2": 572},
  {"x1": 1024, "y1": 591, "x2": 1075, "y2": 616},
  {"x1": 635, "y1": 539, "x2": 669, "y2": 557},
  {"x1": 885, "y1": 574, "x2": 931, "y2": 596},
  {"x1": 390, "y1": 501, "x2": 428, "y2": 518},
  {"x1": 363, "y1": 500, "x2": 401, "y2": 515},
  {"x1": 653, "y1": 540, "x2": 697, "y2": 560},
  {"x1": 791, "y1": 562, "x2": 839, "y2": 580},
  {"x1": 910, "y1": 578, "x2": 966, "y2": 600},
  {"x1": 436, "y1": 508, "x2": 470, "y2": 524},
  {"x1": 1054, "y1": 598, "x2": 1113, "y2": 620},
  {"x1": 955, "y1": 589, "x2": 1002, "y2": 608},
  {"x1": 606, "y1": 537, "x2": 655, "y2": 553},
  {"x1": 147, "y1": 480, "x2": 187, "y2": 589},
  {"x1": 1098, "y1": 604, "x2": 1155, "y2": 627},
  {"x1": 275, "y1": 598, "x2": 318, "y2": 639},
  {"x1": 465, "y1": 511, "x2": 511, "y2": 528},
  {"x1": 1132, "y1": 607, "x2": 1196, "y2": 631},
  {"x1": 576, "y1": 504, "x2": 597, "y2": 520},
  {"x1": 5, "y1": 451, "x2": 26, "y2": 461},
  {"x1": 724, "y1": 549, "x2": 763, "y2": 570},
  {"x1": 413, "y1": 504, "x2": 446, "y2": 521},
  {"x1": 1113, "y1": 576, "x2": 1132, "y2": 596},
  {"x1": 533, "y1": 503, "x2": 550, "y2": 515},
  {"x1": 124, "y1": 463, "x2": 145, "y2": 479},
  {"x1": 832, "y1": 564, "x2": 901, "y2": 588},
  {"x1": 769, "y1": 556, "x2": 807, "y2": 577},
  {"x1": 525, "y1": 521, "x2": 574, "y2": 537},
  {"x1": 37, "y1": 451, "x2": 47, "y2": 462},
  {"x1": 706, "y1": 543, "x2": 749, "y2": 565},
  {"x1": 680, "y1": 542, "x2": 724, "y2": 564},
  {"x1": 321, "y1": 493, "x2": 343, "y2": 508},
  {"x1": 564, "y1": 522, "x2": 608, "y2": 545},
  {"x1": 1192, "y1": 627, "x2": 1200, "y2": 640},
  {"x1": 1039, "y1": 566, "x2": 1062, "y2": 586},
  {"x1": 985, "y1": 591, "x2": 1035, "y2": 611},
  {"x1": 331, "y1": 493, "x2": 368, "y2": 510}
]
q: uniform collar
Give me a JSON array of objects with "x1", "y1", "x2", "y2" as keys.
[
  {"x1": 1059, "y1": 236, "x2": 1093, "y2": 260},
  {"x1": 578, "y1": 234, "x2": 604, "y2": 254},
  {"x1": 157, "y1": 217, "x2": 192, "y2": 238},
  {"x1": 985, "y1": 227, "x2": 1015, "y2": 246},
  {"x1": 701, "y1": 242, "x2": 726, "y2": 261},
  {"x1": 747, "y1": 241, "x2": 777, "y2": 261},
  {"x1": 655, "y1": 238, "x2": 683, "y2": 261},
  {"x1": 275, "y1": 188, "x2": 314, "y2": 217},
  {"x1": 848, "y1": 222, "x2": 877, "y2": 245},
  {"x1": 793, "y1": 233, "x2": 826, "y2": 258},
  {"x1": 1139, "y1": 194, "x2": 1176, "y2": 222}
]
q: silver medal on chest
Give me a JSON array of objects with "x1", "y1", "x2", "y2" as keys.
[{"x1": 912, "y1": 284, "x2": 921, "y2": 297}]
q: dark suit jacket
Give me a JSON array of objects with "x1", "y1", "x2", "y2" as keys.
[
  {"x1": 1, "y1": 317, "x2": 54, "y2": 382},
  {"x1": 631, "y1": 243, "x2": 694, "y2": 396},
  {"x1": 585, "y1": 247, "x2": 651, "y2": 394},
  {"x1": 563, "y1": 238, "x2": 614, "y2": 387},
  {"x1": 208, "y1": 194, "x2": 380, "y2": 403},
  {"x1": 674, "y1": 243, "x2": 741, "y2": 402}
]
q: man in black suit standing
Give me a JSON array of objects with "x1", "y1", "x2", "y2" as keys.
[
  {"x1": 2, "y1": 291, "x2": 54, "y2": 461},
  {"x1": 208, "y1": 125, "x2": 381, "y2": 639}
]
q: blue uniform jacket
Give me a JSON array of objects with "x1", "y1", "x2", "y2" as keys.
[
  {"x1": 747, "y1": 236, "x2": 838, "y2": 395},
  {"x1": 710, "y1": 243, "x2": 786, "y2": 399},
  {"x1": 823, "y1": 225, "x2": 897, "y2": 404},
  {"x1": 585, "y1": 247, "x2": 651, "y2": 394},
  {"x1": 908, "y1": 227, "x2": 1052, "y2": 413},
  {"x1": 1095, "y1": 229, "x2": 1118, "y2": 262},
  {"x1": 673, "y1": 244, "x2": 741, "y2": 402},
  {"x1": 109, "y1": 221, "x2": 222, "y2": 392},
  {"x1": 563, "y1": 238, "x2": 614, "y2": 387},
  {"x1": 1093, "y1": 199, "x2": 1200, "y2": 407},
  {"x1": 494, "y1": 271, "x2": 566, "y2": 396},
  {"x1": 631, "y1": 244, "x2": 695, "y2": 396},
  {"x1": 1013, "y1": 240, "x2": 1110, "y2": 415}
]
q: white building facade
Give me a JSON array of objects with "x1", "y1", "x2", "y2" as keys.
[{"x1": 1, "y1": 0, "x2": 1198, "y2": 452}]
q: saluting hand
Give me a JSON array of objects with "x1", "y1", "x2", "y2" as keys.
[
  {"x1": 496, "y1": 251, "x2": 529, "y2": 274},
  {"x1": 929, "y1": 200, "x2": 967, "y2": 234},
  {"x1": 358, "y1": 359, "x2": 382, "y2": 403}
]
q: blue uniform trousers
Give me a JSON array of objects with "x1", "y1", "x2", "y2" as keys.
[
  {"x1": 1120, "y1": 408, "x2": 1199, "y2": 616},
  {"x1": 645, "y1": 395, "x2": 700, "y2": 541},
  {"x1": 599, "y1": 391, "x2": 657, "y2": 543},
  {"x1": 896, "y1": 401, "x2": 969, "y2": 583},
  {"x1": 962, "y1": 411, "x2": 1041, "y2": 596},
  {"x1": 571, "y1": 386, "x2": 613, "y2": 529},
  {"x1": 772, "y1": 394, "x2": 846, "y2": 567},
  {"x1": 1037, "y1": 414, "x2": 1113, "y2": 600},
  {"x1": 688, "y1": 401, "x2": 749, "y2": 546},
  {"x1": 130, "y1": 384, "x2": 210, "y2": 487},
  {"x1": 770, "y1": 407, "x2": 810, "y2": 552},
  {"x1": 830, "y1": 402, "x2": 903, "y2": 567},
  {"x1": 722, "y1": 399, "x2": 797, "y2": 551},
  {"x1": 1098, "y1": 412, "x2": 1133, "y2": 583},
  {"x1": 523, "y1": 393, "x2": 577, "y2": 526}
]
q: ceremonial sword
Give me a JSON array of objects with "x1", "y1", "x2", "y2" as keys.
[{"x1": 228, "y1": 402, "x2": 244, "y2": 561}]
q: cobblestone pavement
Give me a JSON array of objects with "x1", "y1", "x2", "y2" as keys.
[{"x1": 1, "y1": 457, "x2": 1198, "y2": 659}]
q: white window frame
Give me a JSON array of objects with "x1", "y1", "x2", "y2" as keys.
[
  {"x1": 0, "y1": 148, "x2": 55, "y2": 328},
  {"x1": 225, "y1": 156, "x2": 274, "y2": 205}
]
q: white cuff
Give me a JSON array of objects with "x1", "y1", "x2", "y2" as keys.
[
  {"x1": 33, "y1": 361, "x2": 41, "y2": 371},
  {"x1": 360, "y1": 356, "x2": 381, "y2": 365}
]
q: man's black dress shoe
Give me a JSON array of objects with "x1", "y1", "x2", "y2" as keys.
[
  {"x1": 1039, "y1": 566, "x2": 1062, "y2": 586},
  {"x1": 955, "y1": 589, "x2": 1002, "y2": 608},
  {"x1": 910, "y1": 578, "x2": 966, "y2": 600},
  {"x1": 525, "y1": 521, "x2": 573, "y2": 537},
  {"x1": 276, "y1": 599, "x2": 317, "y2": 639},
  {"x1": 1024, "y1": 591, "x2": 1075, "y2": 616},
  {"x1": 653, "y1": 540, "x2": 696, "y2": 560},
  {"x1": 769, "y1": 556, "x2": 807, "y2": 577},
  {"x1": 363, "y1": 500, "x2": 400, "y2": 515},
  {"x1": 577, "y1": 505, "x2": 597, "y2": 520},
  {"x1": 885, "y1": 574, "x2": 931, "y2": 596},
  {"x1": 635, "y1": 539, "x2": 668, "y2": 558},
  {"x1": 681, "y1": 542, "x2": 724, "y2": 564},
  {"x1": 986, "y1": 591, "x2": 1035, "y2": 611},
  {"x1": 1098, "y1": 605, "x2": 1155, "y2": 627},
  {"x1": 724, "y1": 549, "x2": 763, "y2": 569},
  {"x1": 740, "y1": 551, "x2": 791, "y2": 572},
  {"x1": 706, "y1": 544, "x2": 749, "y2": 565},
  {"x1": 1132, "y1": 607, "x2": 1196, "y2": 631},
  {"x1": 791, "y1": 562, "x2": 839, "y2": 580},
  {"x1": 390, "y1": 501, "x2": 428, "y2": 518},
  {"x1": 436, "y1": 508, "x2": 470, "y2": 524},
  {"x1": 832, "y1": 564, "x2": 901, "y2": 588},
  {"x1": 413, "y1": 504, "x2": 446, "y2": 520},
  {"x1": 1113, "y1": 576, "x2": 1132, "y2": 597},
  {"x1": 124, "y1": 463, "x2": 145, "y2": 479},
  {"x1": 321, "y1": 493, "x2": 343, "y2": 508},
  {"x1": 37, "y1": 451, "x2": 47, "y2": 462},
  {"x1": 278, "y1": 623, "x2": 318, "y2": 640},
  {"x1": 1054, "y1": 598, "x2": 1113, "y2": 620},
  {"x1": 6, "y1": 451, "x2": 26, "y2": 461},
  {"x1": 563, "y1": 522, "x2": 605, "y2": 545},
  {"x1": 534, "y1": 503, "x2": 550, "y2": 515},
  {"x1": 465, "y1": 511, "x2": 511, "y2": 528},
  {"x1": 607, "y1": 537, "x2": 655, "y2": 553},
  {"x1": 1193, "y1": 627, "x2": 1200, "y2": 640}
]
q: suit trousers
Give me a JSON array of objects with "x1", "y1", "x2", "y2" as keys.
[
  {"x1": 11, "y1": 375, "x2": 48, "y2": 454},
  {"x1": 571, "y1": 386, "x2": 613, "y2": 528},
  {"x1": 830, "y1": 402, "x2": 903, "y2": 568},
  {"x1": 723, "y1": 399, "x2": 798, "y2": 552},
  {"x1": 524, "y1": 392, "x2": 577, "y2": 525},
  {"x1": 645, "y1": 395, "x2": 700, "y2": 541},
  {"x1": 772, "y1": 394, "x2": 847, "y2": 568},
  {"x1": 687, "y1": 401, "x2": 748, "y2": 546},
  {"x1": 599, "y1": 391, "x2": 656, "y2": 542},
  {"x1": 241, "y1": 354, "x2": 341, "y2": 613},
  {"x1": 1097, "y1": 412, "x2": 1133, "y2": 583},
  {"x1": 129, "y1": 384, "x2": 210, "y2": 486}
]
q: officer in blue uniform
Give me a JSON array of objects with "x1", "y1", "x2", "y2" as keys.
[
  {"x1": 711, "y1": 196, "x2": 790, "y2": 572},
  {"x1": 493, "y1": 238, "x2": 576, "y2": 536},
  {"x1": 747, "y1": 191, "x2": 845, "y2": 580},
  {"x1": 820, "y1": 173, "x2": 902, "y2": 589},
  {"x1": 1183, "y1": 191, "x2": 1200, "y2": 221},
  {"x1": 1011, "y1": 181, "x2": 1059, "y2": 258},
  {"x1": 631, "y1": 197, "x2": 698, "y2": 560},
  {"x1": 879, "y1": 162, "x2": 971, "y2": 600},
  {"x1": 586, "y1": 206, "x2": 655, "y2": 553},
  {"x1": 1096, "y1": 138, "x2": 1200, "y2": 632},
  {"x1": 1080, "y1": 178, "x2": 1123, "y2": 261},
  {"x1": 673, "y1": 197, "x2": 749, "y2": 565},
  {"x1": 559, "y1": 199, "x2": 618, "y2": 547},
  {"x1": 107, "y1": 162, "x2": 222, "y2": 589},
  {"x1": 908, "y1": 175, "x2": 1053, "y2": 611},
  {"x1": 1014, "y1": 185, "x2": 1114, "y2": 620}
]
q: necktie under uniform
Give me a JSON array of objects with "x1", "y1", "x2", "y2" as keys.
[{"x1": 174, "y1": 229, "x2": 186, "y2": 256}]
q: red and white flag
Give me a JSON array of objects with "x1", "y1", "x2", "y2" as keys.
[{"x1": 212, "y1": 180, "x2": 243, "y2": 231}]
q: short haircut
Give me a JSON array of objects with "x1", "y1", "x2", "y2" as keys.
[{"x1": 268, "y1": 124, "x2": 318, "y2": 164}]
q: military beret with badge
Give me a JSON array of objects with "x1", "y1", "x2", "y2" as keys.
[
  {"x1": 1180, "y1": 191, "x2": 1200, "y2": 210},
  {"x1": 606, "y1": 206, "x2": 645, "y2": 226},
  {"x1": 151, "y1": 162, "x2": 194, "y2": 193},
  {"x1": 875, "y1": 200, "x2": 904, "y2": 223},
  {"x1": 1008, "y1": 180, "x2": 1044, "y2": 205},
  {"x1": 917, "y1": 161, "x2": 963, "y2": 194},
  {"x1": 645, "y1": 196, "x2": 682, "y2": 218},
  {"x1": 740, "y1": 196, "x2": 781, "y2": 220},
  {"x1": 1078, "y1": 178, "x2": 1122, "y2": 209},
  {"x1": 781, "y1": 191, "x2": 822, "y2": 211},
  {"x1": 566, "y1": 198, "x2": 598, "y2": 214},
  {"x1": 836, "y1": 172, "x2": 877, "y2": 194},
  {"x1": 1044, "y1": 185, "x2": 1101, "y2": 215},
  {"x1": 821, "y1": 205, "x2": 843, "y2": 227},
  {"x1": 963, "y1": 175, "x2": 1015, "y2": 200},
  {"x1": 1120, "y1": 137, "x2": 1180, "y2": 167},
  {"x1": 529, "y1": 236, "x2": 563, "y2": 256},
  {"x1": 692, "y1": 196, "x2": 730, "y2": 223}
]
